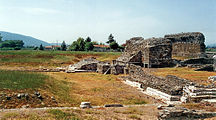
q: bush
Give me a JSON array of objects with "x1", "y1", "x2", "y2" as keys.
[{"x1": 14, "y1": 47, "x2": 21, "y2": 50}]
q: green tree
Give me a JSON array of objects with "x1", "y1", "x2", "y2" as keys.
[
  {"x1": 85, "y1": 37, "x2": 92, "y2": 43},
  {"x1": 61, "y1": 41, "x2": 67, "y2": 51},
  {"x1": 85, "y1": 42, "x2": 94, "y2": 51},
  {"x1": 110, "y1": 41, "x2": 119, "y2": 50},
  {"x1": 0, "y1": 41, "x2": 10, "y2": 48},
  {"x1": 77, "y1": 37, "x2": 85, "y2": 51},
  {"x1": 0, "y1": 40, "x2": 24, "y2": 48},
  {"x1": 106, "y1": 34, "x2": 115, "y2": 44},
  {"x1": 15, "y1": 40, "x2": 24, "y2": 48},
  {"x1": 39, "y1": 44, "x2": 44, "y2": 50},
  {"x1": 70, "y1": 41, "x2": 79, "y2": 51}
]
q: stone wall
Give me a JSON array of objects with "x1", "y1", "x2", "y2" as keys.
[
  {"x1": 110, "y1": 64, "x2": 125, "y2": 75},
  {"x1": 67, "y1": 57, "x2": 99, "y2": 72},
  {"x1": 97, "y1": 62, "x2": 110, "y2": 74},
  {"x1": 165, "y1": 32, "x2": 205, "y2": 58},
  {"x1": 117, "y1": 37, "x2": 173, "y2": 68},
  {"x1": 128, "y1": 64, "x2": 191, "y2": 95}
]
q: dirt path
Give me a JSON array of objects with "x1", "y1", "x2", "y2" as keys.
[{"x1": 0, "y1": 104, "x2": 160, "y2": 120}]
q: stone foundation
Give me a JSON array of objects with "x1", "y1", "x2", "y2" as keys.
[
  {"x1": 128, "y1": 64, "x2": 190, "y2": 95},
  {"x1": 158, "y1": 106, "x2": 216, "y2": 120}
]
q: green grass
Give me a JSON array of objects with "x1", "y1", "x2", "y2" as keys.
[
  {"x1": 0, "y1": 70, "x2": 78, "y2": 106},
  {"x1": 0, "y1": 50, "x2": 121, "y2": 67},
  {"x1": 0, "y1": 70, "x2": 47, "y2": 90},
  {"x1": 48, "y1": 109, "x2": 80, "y2": 120}
]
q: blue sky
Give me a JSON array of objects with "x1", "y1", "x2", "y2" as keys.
[{"x1": 0, "y1": 0, "x2": 215, "y2": 45}]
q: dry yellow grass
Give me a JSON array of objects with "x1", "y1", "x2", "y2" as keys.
[
  {"x1": 43, "y1": 72, "x2": 156, "y2": 106},
  {"x1": 152, "y1": 67, "x2": 216, "y2": 85}
]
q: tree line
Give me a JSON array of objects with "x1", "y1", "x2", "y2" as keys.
[
  {"x1": 0, "y1": 33, "x2": 124, "y2": 51},
  {"x1": 39, "y1": 34, "x2": 124, "y2": 51},
  {"x1": 0, "y1": 33, "x2": 24, "y2": 50}
]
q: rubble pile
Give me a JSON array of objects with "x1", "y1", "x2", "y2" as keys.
[
  {"x1": 0, "y1": 91, "x2": 57, "y2": 109},
  {"x1": 66, "y1": 57, "x2": 99, "y2": 73},
  {"x1": 158, "y1": 105, "x2": 216, "y2": 120}
]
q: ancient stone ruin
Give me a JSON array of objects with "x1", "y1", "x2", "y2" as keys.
[
  {"x1": 165, "y1": 32, "x2": 206, "y2": 58},
  {"x1": 65, "y1": 32, "x2": 216, "y2": 104},
  {"x1": 66, "y1": 57, "x2": 99, "y2": 73},
  {"x1": 116, "y1": 37, "x2": 173, "y2": 68}
]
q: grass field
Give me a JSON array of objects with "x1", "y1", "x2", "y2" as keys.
[
  {"x1": 0, "y1": 50, "x2": 121, "y2": 68},
  {"x1": 43, "y1": 72, "x2": 154, "y2": 107},
  {"x1": 0, "y1": 50, "x2": 154, "y2": 108},
  {"x1": 152, "y1": 67, "x2": 216, "y2": 85},
  {"x1": 0, "y1": 71, "x2": 153, "y2": 108},
  {"x1": 0, "y1": 70, "x2": 47, "y2": 90}
]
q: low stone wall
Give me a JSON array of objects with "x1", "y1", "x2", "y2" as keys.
[
  {"x1": 80, "y1": 63, "x2": 98, "y2": 71},
  {"x1": 145, "y1": 87, "x2": 180, "y2": 102},
  {"x1": 128, "y1": 64, "x2": 190, "y2": 95}
]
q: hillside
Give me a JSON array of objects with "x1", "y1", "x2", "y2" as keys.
[
  {"x1": 0, "y1": 31, "x2": 51, "y2": 46},
  {"x1": 207, "y1": 43, "x2": 216, "y2": 48}
]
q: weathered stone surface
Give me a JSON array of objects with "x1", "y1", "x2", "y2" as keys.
[
  {"x1": 80, "y1": 102, "x2": 92, "y2": 108},
  {"x1": 67, "y1": 57, "x2": 99, "y2": 72},
  {"x1": 117, "y1": 37, "x2": 173, "y2": 68},
  {"x1": 158, "y1": 106, "x2": 216, "y2": 120},
  {"x1": 165, "y1": 32, "x2": 205, "y2": 58},
  {"x1": 97, "y1": 62, "x2": 110, "y2": 74},
  {"x1": 213, "y1": 55, "x2": 216, "y2": 71},
  {"x1": 128, "y1": 64, "x2": 191, "y2": 95},
  {"x1": 182, "y1": 85, "x2": 216, "y2": 103}
]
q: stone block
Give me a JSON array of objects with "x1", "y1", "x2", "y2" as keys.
[{"x1": 80, "y1": 102, "x2": 92, "y2": 108}]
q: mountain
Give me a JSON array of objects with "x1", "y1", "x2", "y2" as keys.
[
  {"x1": 207, "y1": 43, "x2": 216, "y2": 48},
  {"x1": 0, "y1": 31, "x2": 51, "y2": 46}
]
